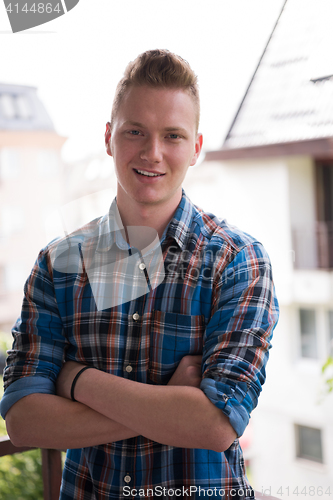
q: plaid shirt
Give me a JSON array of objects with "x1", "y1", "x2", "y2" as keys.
[{"x1": 1, "y1": 191, "x2": 279, "y2": 499}]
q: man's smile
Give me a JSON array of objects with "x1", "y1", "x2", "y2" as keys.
[{"x1": 134, "y1": 168, "x2": 165, "y2": 178}]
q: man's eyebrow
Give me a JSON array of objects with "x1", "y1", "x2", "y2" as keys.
[
  {"x1": 164, "y1": 127, "x2": 188, "y2": 133},
  {"x1": 122, "y1": 121, "x2": 188, "y2": 133},
  {"x1": 122, "y1": 121, "x2": 146, "y2": 128}
]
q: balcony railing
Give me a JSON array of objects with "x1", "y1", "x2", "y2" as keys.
[
  {"x1": 0, "y1": 435, "x2": 62, "y2": 500},
  {"x1": 293, "y1": 221, "x2": 333, "y2": 269},
  {"x1": 0, "y1": 434, "x2": 280, "y2": 499}
]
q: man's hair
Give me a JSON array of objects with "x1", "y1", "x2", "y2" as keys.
[{"x1": 110, "y1": 49, "x2": 200, "y2": 132}]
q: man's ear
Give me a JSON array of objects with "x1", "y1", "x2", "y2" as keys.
[
  {"x1": 105, "y1": 122, "x2": 112, "y2": 156},
  {"x1": 190, "y1": 133, "x2": 203, "y2": 166}
]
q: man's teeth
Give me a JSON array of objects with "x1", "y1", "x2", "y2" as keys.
[{"x1": 136, "y1": 169, "x2": 162, "y2": 177}]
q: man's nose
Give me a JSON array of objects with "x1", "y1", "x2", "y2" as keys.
[{"x1": 140, "y1": 137, "x2": 163, "y2": 163}]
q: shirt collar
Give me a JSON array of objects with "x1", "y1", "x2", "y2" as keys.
[
  {"x1": 96, "y1": 198, "x2": 129, "y2": 253},
  {"x1": 96, "y1": 190, "x2": 197, "y2": 253},
  {"x1": 162, "y1": 190, "x2": 197, "y2": 250}
]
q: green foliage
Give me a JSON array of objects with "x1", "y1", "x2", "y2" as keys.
[
  {"x1": 322, "y1": 356, "x2": 333, "y2": 394},
  {"x1": 0, "y1": 413, "x2": 5, "y2": 436},
  {"x1": 0, "y1": 332, "x2": 44, "y2": 499},
  {"x1": 0, "y1": 331, "x2": 10, "y2": 356},
  {"x1": 0, "y1": 378, "x2": 44, "y2": 499},
  {"x1": 0, "y1": 449, "x2": 44, "y2": 500}
]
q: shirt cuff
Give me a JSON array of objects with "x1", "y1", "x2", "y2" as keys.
[
  {"x1": 200, "y1": 377, "x2": 250, "y2": 438},
  {"x1": 0, "y1": 376, "x2": 55, "y2": 419}
]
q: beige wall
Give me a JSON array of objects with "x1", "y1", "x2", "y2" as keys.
[{"x1": 0, "y1": 132, "x2": 67, "y2": 332}]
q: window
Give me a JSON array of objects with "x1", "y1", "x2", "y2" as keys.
[
  {"x1": 315, "y1": 162, "x2": 333, "y2": 268},
  {"x1": 0, "y1": 93, "x2": 32, "y2": 120},
  {"x1": 295, "y1": 424, "x2": 323, "y2": 463},
  {"x1": 0, "y1": 94, "x2": 16, "y2": 119},
  {"x1": 16, "y1": 94, "x2": 32, "y2": 119},
  {"x1": 299, "y1": 309, "x2": 317, "y2": 359},
  {"x1": 0, "y1": 148, "x2": 20, "y2": 179}
]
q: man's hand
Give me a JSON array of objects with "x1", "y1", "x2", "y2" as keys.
[
  {"x1": 57, "y1": 354, "x2": 202, "y2": 402},
  {"x1": 56, "y1": 355, "x2": 203, "y2": 417},
  {"x1": 167, "y1": 355, "x2": 202, "y2": 388},
  {"x1": 56, "y1": 361, "x2": 86, "y2": 400},
  {"x1": 54, "y1": 353, "x2": 235, "y2": 451}
]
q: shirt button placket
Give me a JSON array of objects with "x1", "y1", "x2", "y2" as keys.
[
  {"x1": 124, "y1": 312, "x2": 141, "y2": 378},
  {"x1": 132, "y1": 312, "x2": 140, "y2": 321},
  {"x1": 125, "y1": 285, "x2": 146, "y2": 485},
  {"x1": 138, "y1": 262, "x2": 146, "y2": 271}
]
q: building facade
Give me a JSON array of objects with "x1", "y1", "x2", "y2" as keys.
[
  {"x1": 196, "y1": 0, "x2": 333, "y2": 494},
  {"x1": 0, "y1": 83, "x2": 66, "y2": 332}
]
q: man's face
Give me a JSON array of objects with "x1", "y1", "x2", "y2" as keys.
[{"x1": 105, "y1": 85, "x2": 202, "y2": 210}]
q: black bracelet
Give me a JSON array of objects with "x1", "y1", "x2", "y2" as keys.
[{"x1": 71, "y1": 366, "x2": 93, "y2": 402}]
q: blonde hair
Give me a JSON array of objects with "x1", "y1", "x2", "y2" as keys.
[{"x1": 111, "y1": 49, "x2": 200, "y2": 132}]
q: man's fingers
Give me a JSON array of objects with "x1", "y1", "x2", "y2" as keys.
[{"x1": 181, "y1": 354, "x2": 202, "y2": 366}]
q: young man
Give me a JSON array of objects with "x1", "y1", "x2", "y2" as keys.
[{"x1": 1, "y1": 50, "x2": 279, "y2": 499}]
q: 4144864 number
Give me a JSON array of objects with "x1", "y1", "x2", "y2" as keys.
[
  {"x1": 6, "y1": 3, "x2": 61, "y2": 14},
  {"x1": 276, "y1": 486, "x2": 332, "y2": 496}
]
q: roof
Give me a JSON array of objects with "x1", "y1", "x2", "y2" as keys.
[
  {"x1": 212, "y1": 0, "x2": 333, "y2": 156},
  {"x1": 0, "y1": 83, "x2": 55, "y2": 131}
]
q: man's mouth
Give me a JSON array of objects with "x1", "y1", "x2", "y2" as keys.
[{"x1": 134, "y1": 169, "x2": 165, "y2": 177}]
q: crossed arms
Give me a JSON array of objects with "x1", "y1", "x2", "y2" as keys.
[
  {"x1": 3, "y1": 241, "x2": 278, "y2": 454},
  {"x1": 6, "y1": 355, "x2": 236, "y2": 452}
]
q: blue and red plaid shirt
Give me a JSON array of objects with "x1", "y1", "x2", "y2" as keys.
[{"x1": 1, "y1": 191, "x2": 279, "y2": 499}]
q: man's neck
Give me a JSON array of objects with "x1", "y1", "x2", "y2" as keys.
[{"x1": 116, "y1": 190, "x2": 182, "y2": 246}]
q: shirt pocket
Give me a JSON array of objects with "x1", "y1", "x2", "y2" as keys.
[{"x1": 149, "y1": 311, "x2": 204, "y2": 385}]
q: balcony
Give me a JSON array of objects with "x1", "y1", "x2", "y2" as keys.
[
  {"x1": 0, "y1": 435, "x2": 62, "y2": 499},
  {"x1": 0, "y1": 434, "x2": 280, "y2": 499},
  {"x1": 293, "y1": 222, "x2": 333, "y2": 270}
]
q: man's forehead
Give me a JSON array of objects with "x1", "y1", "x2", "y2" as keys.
[
  {"x1": 122, "y1": 85, "x2": 192, "y2": 104},
  {"x1": 116, "y1": 86, "x2": 196, "y2": 122}
]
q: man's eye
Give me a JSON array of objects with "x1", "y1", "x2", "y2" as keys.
[
  {"x1": 129, "y1": 130, "x2": 141, "y2": 135},
  {"x1": 168, "y1": 134, "x2": 180, "y2": 139}
]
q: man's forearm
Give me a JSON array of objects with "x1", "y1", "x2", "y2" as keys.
[
  {"x1": 74, "y1": 369, "x2": 237, "y2": 452},
  {"x1": 5, "y1": 393, "x2": 139, "y2": 449}
]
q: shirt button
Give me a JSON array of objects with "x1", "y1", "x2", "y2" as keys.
[
  {"x1": 132, "y1": 312, "x2": 140, "y2": 321},
  {"x1": 138, "y1": 262, "x2": 146, "y2": 271},
  {"x1": 125, "y1": 365, "x2": 133, "y2": 373},
  {"x1": 124, "y1": 474, "x2": 131, "y2": 484}
]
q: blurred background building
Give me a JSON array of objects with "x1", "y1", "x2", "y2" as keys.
[
  {"x1": 191, "y1": 0, "x2": 333, "y2": 495},
  {"x1": 1, "y1": 0, "x2": 333, "y2": 496},
  {"x1": 0, "y1": 83, "x2": 66, "y2": 332}
]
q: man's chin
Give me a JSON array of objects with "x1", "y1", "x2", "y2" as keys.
[{"x1": 135, "y1": 190, "x2": 181, "y2": 208}]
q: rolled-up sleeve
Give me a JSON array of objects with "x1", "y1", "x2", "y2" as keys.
[
  {"x1": 200, "y1": 242, "x2": 279, "y2": 437},
  {"x1": 1, "y1": 247, "x2": 68, "y2": 419}
]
